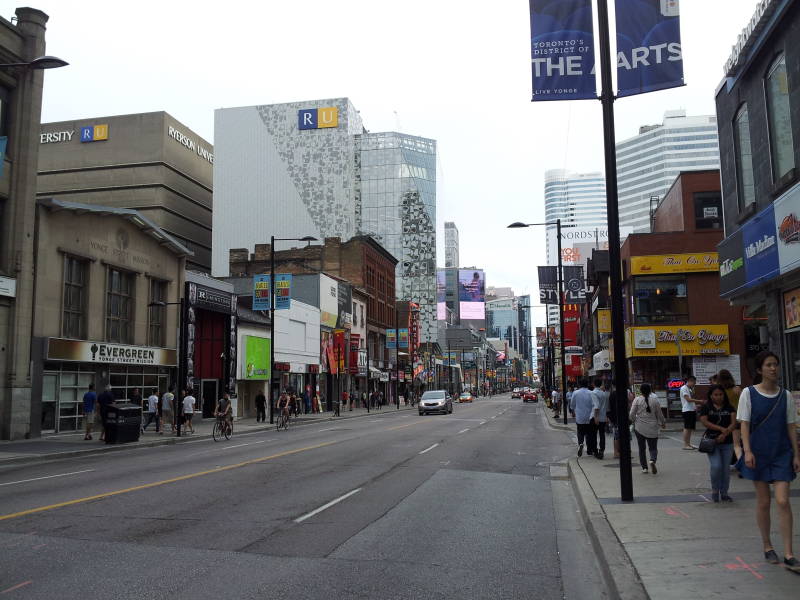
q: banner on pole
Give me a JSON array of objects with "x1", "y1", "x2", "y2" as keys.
[
  {"x1": 386, "y1": 329, "x2": 397, "y2": 349},
  {"x1": 252, "y1": 275, "x2": 270, "y2": 311},
  {"x1": 563, "y1": 265, "x2": 586, "y2": 303},
  {"x1": 615, "y1": 0, "x2": 684, "y2": 97},
  {"x1": 398, "y1": 328, "x2": 409, "y2": 349},
  {"x1": 274, "y1": 274, "x2": 292, "y2": 310},
  {"x1": 538, "y1": 266, "x2": 559, "y2": 304},
  {"x1": 529, "y1": 0, "x2": 596, "y2": 101}
]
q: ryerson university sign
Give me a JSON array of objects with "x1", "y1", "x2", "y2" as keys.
[{"x1": 168, "y1": 126, "x2": 214, "y2": 164}]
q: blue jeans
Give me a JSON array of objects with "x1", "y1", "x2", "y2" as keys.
[
  {"x1": 142, "y1": 411, "x2": 159, "y2": 432},
  {"x1": 707, "y1": 443, "x2": 734, "y2": 494}
]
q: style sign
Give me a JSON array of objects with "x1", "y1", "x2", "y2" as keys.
[
  {"x1": 529, "y1": 0, "x2": 596, "y2": 101},
  {"x1": 630, "y1": 253, "x2": 719, "y2": 275},
  {"x1": 615, "y1": 0, "x2": 684, "y2": 97},
  {"x1": 538, "y1": 266, "x2": 559, "y2": 305},
  {"x1": 252, "y1": 274, "x2": 270, "y2": 311},
  {"x1": 563, "y1": 265, "x2": 586, "y2": 303}
]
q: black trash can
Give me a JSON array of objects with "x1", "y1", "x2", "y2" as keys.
[{"x1": 105, "y1": 403, "x2": 142, "y2": 444}]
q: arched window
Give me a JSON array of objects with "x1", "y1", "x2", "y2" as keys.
[
  {"x1": 733, "y1": 104, "x2": 755, "y2": 209},
  {"x1": 765, "y1": 54, "x2": 795, "y2": 181}
]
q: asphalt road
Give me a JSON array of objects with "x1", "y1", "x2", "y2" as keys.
[{"x1": 0, "y1": 395, "x2": 607, "y2": 599}]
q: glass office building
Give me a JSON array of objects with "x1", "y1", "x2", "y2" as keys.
[{"x1": 357, "y1": 132, "x2": 437, "y2": 342}]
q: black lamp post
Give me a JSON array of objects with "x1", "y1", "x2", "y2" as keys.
[
  {"x1": 269, "y1": 235, "x2": 317, "y2": 423},
  {"x1": 509, "y1": 220, "x2": 571, "y2": 425},
  {"x1": 148, "y1": 299, "x2": 185, "y2": 436}
]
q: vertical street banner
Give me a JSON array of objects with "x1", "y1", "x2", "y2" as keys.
[
  {"x1": 275, "y1": 274, "x2": 292, "y2": 310},
  {"x1": 386, "y1": 329, "x2": 397, "y2": 349},
  {"x1": 563, "y1": 265, "x2": 586, "y2": 303},
  {"x1": 537, "y1": 266, "x2": 559, "y2": 304},
  {"x1": 529, "y1": 0, "x2": 596, "y2": 101},
  {"x1": 252, "y1": 275, "x2": 270, "y2": 311},
  {"x1": 398, "y1": 328, "x2": 409, "y2": 349},
  {"x1": 536, "y1": 326, "x2": 547, "y2": 345},
  {"x1": 333, "y1": 329, "x2": 346, "y2": 372},
  {"x1": 615, "y1": 0, "x2": 684, "y2": 97}
]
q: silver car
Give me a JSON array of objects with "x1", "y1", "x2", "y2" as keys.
[{"x1": 418, "y1": 390, "x2": 453, "y2": 415}]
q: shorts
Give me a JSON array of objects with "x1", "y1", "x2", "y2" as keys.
[
  {"x1": 184, "y1": 413, "x2": 193, "y2": 423},
  {"x1": 682, "y1": 411, "x2": 697, "y2": 430},
  {"x1": 84, "y1": 412, "x2": 95, "y2": 426}
]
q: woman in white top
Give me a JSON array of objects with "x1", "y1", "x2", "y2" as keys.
[
  {"x1": 736, "y1": 350, "x2": 799, "y2": 572},
  {"x1": 629, "y1": 383, "x2": 666, "y2": 474}
]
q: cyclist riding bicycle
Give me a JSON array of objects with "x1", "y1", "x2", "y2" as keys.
[
  {"x1": 278, "y1": 391, "x2": 291, "y2": 420},
  {"x1": 215, "y1": 392, "x2": 233, "y2": 431}
]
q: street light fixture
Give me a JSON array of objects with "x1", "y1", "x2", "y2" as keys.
[
  {"x1": 508, "y1": 219, "x2": 570, "y2": 424},
  {"x1": 269, "y1": 235, "x2": 318, "y2": 423},
  {"x1": 0, "y1": 55, "x2": 69, "y2": 70}
]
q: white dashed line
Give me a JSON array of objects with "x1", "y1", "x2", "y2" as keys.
[
  {"x1": 0, "y1": 469, "x2": 95, "y2": 487},
  {"x1": 295, "y1": 488, "x2": 362, "y2": 523},
  {"x1": 458, "y1": 428, "x2": 470, "y2": 434},
  {"x1": 419, "y1": 443, "x2": 439, "y2": 454}
]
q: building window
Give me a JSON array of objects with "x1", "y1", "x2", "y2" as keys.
[
  {"x1": 765, "y1": 54, "x2": 795, "y2": 182},
  {"x1": 148, "y1": 278, "x2": 167, "y2": 347},
  {"x1": 633, "y1": 276, "x2": 689, "y2": 325},
  {"x1": 733, "y1": 104, "x2": 755, "y2": 210},
  {"x1": 62, "y1": 256, "x2": 87, "y2": 339},
  {"x1": 693, "y1": 191, "x2": 723, "y2": 230},
  {"x1": 106, "y1": 267, "x2": 134, "y2": 343}
]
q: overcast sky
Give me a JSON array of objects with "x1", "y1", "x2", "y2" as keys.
[{"x1": 5, "y1": 1, "x2": 762, "y2": 324}]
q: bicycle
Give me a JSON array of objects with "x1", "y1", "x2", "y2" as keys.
[
  {"x1": 276, "y1": 411, "x2": 289, "y2": 431},
  {"x1": 212, "y1": 414, "x2": 232, "y2": 441}
]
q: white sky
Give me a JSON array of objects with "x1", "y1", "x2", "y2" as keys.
[{"x1": 4, "y1": 1, "x2": 763, "y2": 325}]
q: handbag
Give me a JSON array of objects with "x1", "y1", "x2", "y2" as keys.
[{"x1": 698, "y1": 433, "x2": 716, "y2": 454}]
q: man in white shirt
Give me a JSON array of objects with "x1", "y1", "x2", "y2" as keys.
[
  {"x1": 572, "y1": 379, "x2": 600, "y2": 457},
  {"x1": 592, "y1": 379, "x2": 611, "y2": 459},
  {"x1": 182, "y1": 390, "x2": 196, "y2": 434},
  {"x1": 142, "y1": 389, "x2": 160, "y2": 433},
  {"x1": 552, "y1": 388, "x2": 561, "y2": 417},
  {"x1": 680, "y1": 376, "x2": 702, "y2": 449}
]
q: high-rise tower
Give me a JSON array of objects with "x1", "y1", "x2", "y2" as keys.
[{"x1": 444, "y1": 221, "x2": 459, "y2": 268}]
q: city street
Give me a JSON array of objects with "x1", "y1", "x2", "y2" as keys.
[{"x1": 0, "y1": 395, "x2": 606, "y2": 599}]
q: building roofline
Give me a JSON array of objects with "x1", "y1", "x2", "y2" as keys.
[{"x1": 348, "y1": 235, "x2": 399, "y2": 265}]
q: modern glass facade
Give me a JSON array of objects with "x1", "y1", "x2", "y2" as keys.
[
  {"x1": 617, "y1": 110, "x2": 720, "y2": 233},
  {"x1": 444, "y1": 221, "x2": 459, "y2": 268},
  {"x1": 356, "y1": 132, "x2": 437, "y2": 342}
]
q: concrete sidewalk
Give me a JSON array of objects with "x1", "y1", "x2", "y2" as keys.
[
  {"x1": 544, "y1": 409, "x2": 800, "y2": 599},
  {"x1": 0, "y1": 403, "x2": 414, "y2": 465}
]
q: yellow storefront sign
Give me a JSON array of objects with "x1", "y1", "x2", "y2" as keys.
[
  {"x1": 630, "y1": 253, "x2": 719, "y2": 275},
  {"x1": 625, "y1": 325, "x2": 730, "y2": 358},
  {"x1": 597, "y1": 308, "x2": 611, "y2": 333}
]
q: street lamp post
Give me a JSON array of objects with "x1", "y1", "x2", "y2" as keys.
[
  {"x1": 269, "y1": 235, "x2": 317, "y2": 424},
  {"x1": 509, "y1": 220, "x2": 569, "y2": 424},
  {"x1": 148, "y1": 299, "x2": 184, "y2": 436},
  {"x1": 0, "y1": 55, "x2": 68, "y2": 70}
]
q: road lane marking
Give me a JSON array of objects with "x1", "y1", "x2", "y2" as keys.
[
  {"x1": 220, "y1": 443, "x2": 253, "y2": 450},
  {"x1": 419, "y1": 443, "x2": 439, "y2": 454},
  {"x1": 386, "y1": 420, "x2": 429, "y2": 431},
  {"x1": 0, "y1": 440, "x2": 338, "y2": 522},
  {"x1": 294, "y1": 488, "x2": 362, "y2": 523},
  {"x1": 479, "y1": 420, "x2": 486, "y2": 425},
  {"x1": 457, "y1": 428, "x2": 470, "y2": 434},
  {"x1": 0, "y1": 469, "x2": 94, "y2": 487},
  {"x1": 1, "y1": 581, "x2": 32, "y2": 594}
]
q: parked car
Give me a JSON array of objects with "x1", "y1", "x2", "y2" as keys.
[
  {"x1": 418, "y1": 390, "x2": 453, "y2": 415},
  {"x1": 522, "y1": 390, "x2": 538, "y2": 403},
  {"x1": 511, "y1": 387, "x2": 521, "y2": 399},
  {"x1": 458, "y1": 392, "x2": 473, "y2": 403}
]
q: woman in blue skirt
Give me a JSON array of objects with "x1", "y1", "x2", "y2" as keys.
[{"x1": 737, "y1": 350, "x2": 800, "y2": 572}]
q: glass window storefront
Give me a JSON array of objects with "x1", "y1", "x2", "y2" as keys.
[{"x1": 633, "y1": 276, "x2": 689, "y2": 324}]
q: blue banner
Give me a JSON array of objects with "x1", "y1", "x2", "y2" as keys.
[
  {"x1": 274, "y1": 274, "x2": 292, "y2": 310},
  {"x1": 529, "y1": 0, "x2": 596, "y2": 101},
  {"x1": 615, "y1": 0, "x2": 684, "y2": 98},
  {"x1": 742, "y1": 205, "x2": 779, "y2": 288},
  {"x1": 252, "y1": 275, "x2": 270, "y2": 311},
  {"x1": 386, "y1": 329, "x2": 397, "y2": 349}
]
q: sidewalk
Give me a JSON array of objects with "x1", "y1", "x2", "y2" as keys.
[
  {"x1": 544, "y1": 408, "x2": 800, "y2": 599},
  {"x1": 0, "y1": 404, "x2": 413, "y2": 465}
]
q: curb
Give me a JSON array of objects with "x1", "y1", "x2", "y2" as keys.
[
  {"x1": 568, "y1": 458, "x2": 649, "y2": 600},
  {"x1": 0, "y1": 405, "x2": 414, "y2": 466}
]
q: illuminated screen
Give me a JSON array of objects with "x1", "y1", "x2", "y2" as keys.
[
  {"x1": 458, "y1": 269, "x2": 485, "y2": 320},
  {"x1": 437, "y1": 270, "x2": 446, "y2": 320}
]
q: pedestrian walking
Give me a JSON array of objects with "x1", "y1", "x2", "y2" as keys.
[
  {"x1": 82, "y1": 383, "x2": 97, "y2": 440},
  {"x1": 629, "y1": 383, "x2": 666, "y2": 474},
  {"x1": 736, "y1": 350, "x2": 800, "y2": 572},
  {"x1": 161, "y1": 387, "x2": 175, "y2": 432},
  {"x1": 97, "y1": 385, "x2": 115, "y2": 441},
  {"x1": 551, "y1": 388, "x2": 562, "y2": 418},
  {"x1": 129, "y1": 387, "x2": 143, "y2": 411},
  {"x1": 571, "y1": 379, "x2": 599, "y2": 458},
  {"x1": 680, "y1": 375, "x2": 703, "y2": 450},
  {"x1": 699, "y1": 384, "x2": 737, "y2": 502},
  {"x1": 255, "y1": 390, "x2": 267, "y2": 422},
  {"x1": 592, "y1": 379, "x2": 610, "y2": 459},
  {"x1": 182, "y1": 389, "x2": 196, "y2": 433},
  {"x1": 718, "y1": 369, "x2": 743, "y2": 462},
  {"x1": 142, "y1": 389, "x2": 160, "y2": 433},
  {"x1": 608, "y1": 386, "x2": 632, "y2": 459}
]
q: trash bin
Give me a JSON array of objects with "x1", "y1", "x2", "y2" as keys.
[{"x1": 105, "y1": 403, "x2": 142, "y2": 444}]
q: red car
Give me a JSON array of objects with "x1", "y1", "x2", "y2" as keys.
[{"x1": 522, "y1": 391, "x2": 538, "y2": 403}]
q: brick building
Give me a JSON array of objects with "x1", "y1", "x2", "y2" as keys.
[{"x1": 619, "y1": 171, "x2": 749, "y2": 404}]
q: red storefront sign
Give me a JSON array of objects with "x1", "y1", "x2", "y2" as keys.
[
  {"x1": 562, "y1": 304, "x2": 580, "y2": 346},
  {"x1": 333, "y1": 329, "x2": 346, "y2": 373},
  {"x1": 349, "y1": 333, "x2": 361, "y2": 375}
]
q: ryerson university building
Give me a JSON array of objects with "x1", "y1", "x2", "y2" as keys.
[{"x1": 212, "y1": 98, "x2": 439, "y2": 343}]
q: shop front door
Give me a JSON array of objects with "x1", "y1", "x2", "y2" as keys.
[{"x1": 201, "y1": 379, "x2": 218, "y2": 418}]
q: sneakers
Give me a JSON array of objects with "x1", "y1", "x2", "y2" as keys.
[
  {"x1": 711, "y1": 491, "x2": 720, "y2": 503},
  {"x1": 682, "y1": 446, "x2": 696, "y2": 450},
  {"x1": 641, "y1": 467, "x2": 649, "y2": 473},
  {"x1": 764, "y1": 549, "x2": 780, "y2": 564},
  {"x1": 649, "y1": 460, "x2": 658, "y2": 475},
  {"x1": 595, "y1": 452, "x2": 604, "y2": 460},
  {"x1": 784, "y1": 556, "x2": 800, "y2": 573},
  {"x1": 577, "y1": 444, "x2": 584, "y2": 457},
  {"x1": 720, "y1": 494, "x2": 733, "y2": 502}
]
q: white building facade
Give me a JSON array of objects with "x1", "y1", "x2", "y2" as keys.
[{"x1": 617, "y1": 109, "x2": 720, "y2": 233}]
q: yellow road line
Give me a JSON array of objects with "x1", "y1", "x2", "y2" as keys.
[
  {"x1": 386, "y1": 420, "x2": 430, "y2": 431},
  {"x1": 0, "y1": 440, "x2": 337, "y2": 522}
]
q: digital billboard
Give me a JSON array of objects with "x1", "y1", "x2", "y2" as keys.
[
  {"x1": 436, "y1": 270, "x2": 446, "y2": 320},
  {"x1": 458, "y1": 269, "x2": 485, "y2": 320}
]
